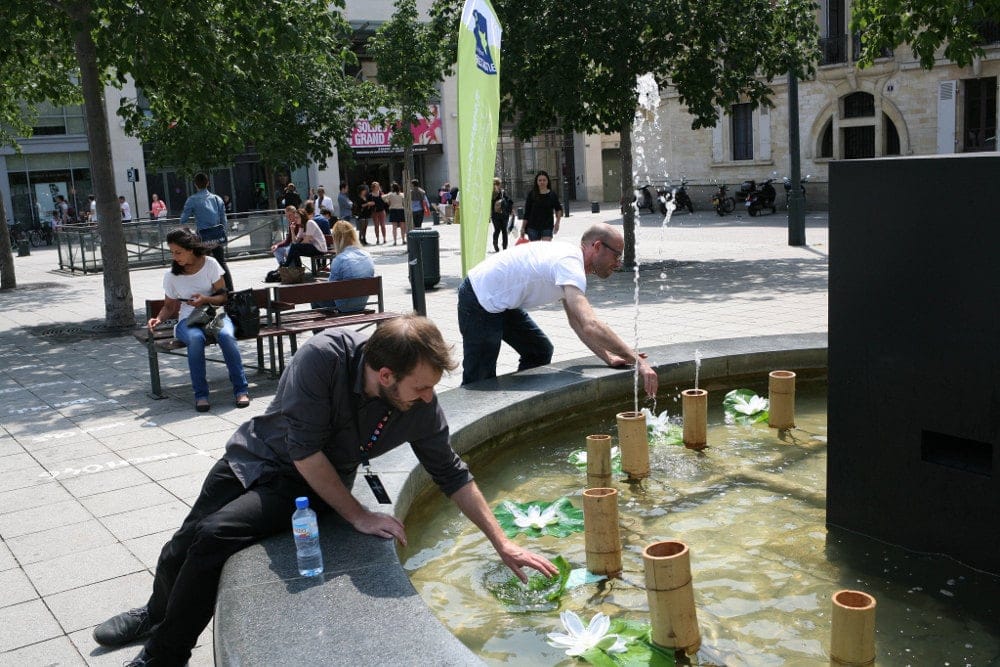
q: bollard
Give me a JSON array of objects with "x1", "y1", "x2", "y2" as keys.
[
  {"x1": 407, "y1": 258, "x2": 426, "y2": 316},
  {"x1": 591, "y1": 201, "x2": 600, "y2": 213},
  {"x1": 643, "y1": 540, "x2": 701, "y2": 655},
  {"x1": 582, "y1": 488, "x2": 621, "y2": 576},
  {"x1": 585, "y1": 434, "x2": 613, "y2": 488},
  {"x1": 17, "y1": 239, "x2": 30, "y2": 257},
  {"x1": 616, "y1": 411, "x2": 649, "y2": 479}
]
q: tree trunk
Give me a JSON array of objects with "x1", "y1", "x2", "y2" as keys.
[
  {"x1": 0, "y1": 196, "x2": 15, "y2": 289},
  {"x1": 402, "y1": 143, "x2": 414, "y2": 233},
  {"x1": 619, "y1": 117, "x2": 636, "y2": 269},
  {"x1": 72, "y1": 6, "x2": 134, "y2": 327}
]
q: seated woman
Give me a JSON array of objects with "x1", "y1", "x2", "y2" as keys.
[
  {"x1": 147, "y1": 229, "x2": 250, "y2": 412},
  {"x1": 316, "y1": 220, "x2": 375, "y2": 313},
  {"x1": 270, "y1": 205, "x2": 302, "y2": 266},
  {"x1": 281, "y1": 207, "x2": 327, "y2": 268}
]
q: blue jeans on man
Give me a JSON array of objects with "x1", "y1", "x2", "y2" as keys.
[
  {"x1": 457, "y1": 277, "x2": 553, "y2": 385},
  {"x1": 174, "y1": 316, "x2": 248, "y2": 401}
]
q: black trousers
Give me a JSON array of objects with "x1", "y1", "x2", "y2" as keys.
[
  {"x1": 283, "y1": 242, "x2": 323, "y2": 268},
  {"x1": 143, "y1": 459, "x2": 329, "y2": 665},
  {"x1": 491, "y1": 215, "x2": 508, "y2": 251}
]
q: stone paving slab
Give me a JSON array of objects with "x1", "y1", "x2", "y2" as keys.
[{"x1": 0, "y1": 204, "x2": 828, "y2": 664}]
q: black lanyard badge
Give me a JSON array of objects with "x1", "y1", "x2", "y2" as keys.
[{"x1": 360, "y1": 408, "x2": 393, "y2": 504}]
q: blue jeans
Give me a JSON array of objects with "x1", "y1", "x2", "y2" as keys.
[
  {"x1": 457, "y1": 278, "x2": 553, "y2": 386},
  {"x1": 525, "y1": 227, "x2": 552, "y2": 241},
  {"x1": 174, "y1": 316, "x2": 249, "y2": 401}
]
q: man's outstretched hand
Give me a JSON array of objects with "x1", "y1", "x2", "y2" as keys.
[{"x1": 496, "y1": 540, "x2": 558, "y2": 583}]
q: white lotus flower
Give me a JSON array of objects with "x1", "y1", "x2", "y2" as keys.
[
  {"x1": 733, "y1": 394, "x2": 769, "y2": 415},
  {"x1": 641, "y1": 407, "x2": 672, "y2": 436},
  {"x1": 546, "y1": 610, "x2": 627, "y2": 657},
  {"x1": 504, "y1": 502, "x2": 560, "y2": 529}
]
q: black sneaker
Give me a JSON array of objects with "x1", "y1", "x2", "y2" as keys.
[{"x1": 93, "y1": 606, "x2": 154, "y2": 647}]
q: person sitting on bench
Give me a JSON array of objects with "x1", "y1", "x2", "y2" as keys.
[{"x1": 314, "y1": 220, "x2": 375, "y2": 313}]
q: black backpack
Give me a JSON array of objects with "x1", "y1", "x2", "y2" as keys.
[{"x1": 224, "y1": 289, "x2": 261, "y2": 339}]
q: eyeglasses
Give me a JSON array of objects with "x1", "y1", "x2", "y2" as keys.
[{"x1": 599, "y1": 240, "x2": 624, "y2": 261}]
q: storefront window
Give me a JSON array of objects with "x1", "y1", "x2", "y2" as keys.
[{"x1": 5, "y1": 151, "x2": 92, "y2": 226}]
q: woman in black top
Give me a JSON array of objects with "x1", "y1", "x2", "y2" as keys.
[{"x1": 521, "y1": 170, "x2": 563, "y2": 241}]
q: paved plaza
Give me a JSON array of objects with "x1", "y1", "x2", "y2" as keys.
[{"x1": 0, "y1": 205, "x2": 828, "y2": 665}]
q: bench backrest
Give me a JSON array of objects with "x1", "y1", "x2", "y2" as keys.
[
  {"x1": 271, "y1": 276, "x2": 384, "y2": 312},
  {"x1": 145, "y1": 288, "x2": 270, "y2": 320}
]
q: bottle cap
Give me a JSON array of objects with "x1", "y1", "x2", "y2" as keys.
[{"x1": 295, "y1": 496, "x2": 309, "y2": 510}]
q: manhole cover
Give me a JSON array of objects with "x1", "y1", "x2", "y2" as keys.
[{"x1": 28, "y1": 319, "x2": 140, "y2": 341}]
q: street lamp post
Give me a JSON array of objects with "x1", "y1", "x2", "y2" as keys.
[{"x1": 787, "y1": 71, "x2": 806, "y2": 246}]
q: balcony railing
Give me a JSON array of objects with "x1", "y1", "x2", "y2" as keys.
[{"x1": 820, "y1": 33, "x2": 893, "y2": 66}]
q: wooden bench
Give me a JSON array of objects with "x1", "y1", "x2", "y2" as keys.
[
  {"x1": 309, "y1": 234, "x2": 336, "y2": 277},
  {"x1": 263, "y1": 276, "x2": 402, "y2": 374},
  {"x1": 133, "y1": 289, "x2": 272, "y2": 399}
]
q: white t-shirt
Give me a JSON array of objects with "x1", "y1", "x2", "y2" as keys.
[
  {"x1": 120, "y1": 201, "x2": 132, "y2": 221},
  {"x1": 315, "y1": 195, "x2": 335, "y2": 215},
  {"x1": 468, "y1": 241, "x2": 587, "y2": 313},
  {"x1": 298, "y1": 219, "x2": 328, "y2": 252},
  {"x1": 162, "y1": 256, "x2": 224, "y2": 322}
]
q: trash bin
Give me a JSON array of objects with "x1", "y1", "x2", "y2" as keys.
[
  {"x1": 17, "y1": 240, "x2": 30, "y2": 257},
  {"x1": 407, "y1": 228, "x2": 440, "y2": 289},
  {"x1": 591, "y1": 202, "x2": 600, "y2": 213}
]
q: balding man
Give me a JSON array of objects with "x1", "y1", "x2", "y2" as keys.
[{"x1": 457, "y1": 223, "x2": 658, "y2": 396}]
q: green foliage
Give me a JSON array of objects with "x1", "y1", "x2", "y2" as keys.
[
  {"x1": 493, "y1": 497, "x2": 585, "y2": 539},
  {"x1": 487, "y1": 555, "x2": 571, "y2": 611},
  {"x1": 580, "y1": 619, "x2": 677, "y2": 667},
  {"x1": 722, "y1": 389, "x2": 770, "y2": 425},
  {"x1": 852, "y1": 0, "x2": 1000, "y2": 68},
  {"x1": 0, "y1": 6, "x2": 80, "y2": 150},
  {"x1": 367, "y1": 0, "x2": 450, "y2": 150}
]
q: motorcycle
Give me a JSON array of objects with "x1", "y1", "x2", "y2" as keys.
[
  {"x1": 782, "y1": 173, "x2": 811, "y2": 209},
  {"x1": 671, "y1": 177, "x2": 694, "y2": 214},
  {"x1": 635, "y1": 183, "x2": 669, "y2": 215},
  {"x1": 735, "y1": 179, "x2": 756, "y2": 203},
  {"x1": 745, "y1": 178, "x2": 778, "y2": 216},
  {"x1": 711, "y1": 182, "x2": 736, "y2": 216}
]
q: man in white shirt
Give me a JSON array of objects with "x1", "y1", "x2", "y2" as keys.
[
  {"x1": 88, "y1": 195, "x2": 97, "y2": 222},
  {"x1": 119, "y1": 196, "x2": 132, "y2": 222},
  {"x1": 457, "y1": 222, "x2": 658, "y2": 396},
  {"x1": 314, "y1": 185, "x2": 335, "y2": 217}
]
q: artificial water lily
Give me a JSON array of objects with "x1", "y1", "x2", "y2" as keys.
[
  {"x1": 732, "y1": 394, "x2": 769, "y2": 415},
  {"x1": 506, "y1": 502, "x2": 561, "y2": 529},
  {"x1": 547, "y1": 610, "x2": 627, "y2": 657},
  {"x1": 568, "y1": 447, "x2": 621, "y2": 467},
  {"x1": 641, "y1": 407, "x2": 672, "y2": 436}
]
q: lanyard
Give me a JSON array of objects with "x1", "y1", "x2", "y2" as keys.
[{"x1": 359, "y1": 407, "x2": 393, "y2": 468}]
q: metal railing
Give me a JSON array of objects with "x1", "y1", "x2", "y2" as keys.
[
  {"x1": 820, "y1": 34, "x2": 893, "y2": 66},
  {"x1": 56, "y1": 210, "x2": 288, "y2": 274}
]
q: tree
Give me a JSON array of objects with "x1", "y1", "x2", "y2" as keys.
[
  {"x1": 1, "y1": 0, "x2": 372, "y2": 325},
  {"x1": 0, "y1": 13, "x2": 79, "y2": 290},
  {"x1": 431, "y1": 0, "x2": 819, "y2": 267},
  {"x1": 853, "y1": 0, "x2": 1000, "y2": 68},
  {"x1": 367, "y1": 0, "x2": 452, "y2": 231}
]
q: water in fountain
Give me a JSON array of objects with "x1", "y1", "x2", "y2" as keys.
[{"x1": 694, "y1": 348, "x2": 702, "y2": 390}]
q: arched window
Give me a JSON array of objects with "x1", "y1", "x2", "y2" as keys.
[
  {"x1": 884, "y1": 114, "x2": 900, "y2": 156},
  {"x1": 819, "y1": 119, "x2": 833, "y2": 158},
  {"x1": 843, "y1": 92, "x2": 874, "y2": 118}
]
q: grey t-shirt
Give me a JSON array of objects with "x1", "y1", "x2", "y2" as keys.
[{"x1": 225, "y1": 329, "x2": 472, "y2": 496}]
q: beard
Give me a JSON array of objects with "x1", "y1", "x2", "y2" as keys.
[{"x1": 379, "y1": 382, "x2": 415, "y2": 412}]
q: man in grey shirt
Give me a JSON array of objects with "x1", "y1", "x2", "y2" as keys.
[{"x1": 94, "y1": 316, "x2": 556, "y2": 667}]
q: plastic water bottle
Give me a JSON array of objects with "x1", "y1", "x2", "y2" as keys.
[{"x1": 291, "y1": 496, "x2": 323, "y2": 577}]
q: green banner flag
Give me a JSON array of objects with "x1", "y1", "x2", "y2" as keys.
[{"x1": 457, "y1": 0, "x2": 501, "y2": 276}]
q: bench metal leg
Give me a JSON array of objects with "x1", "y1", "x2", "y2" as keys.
[{"x1": 146, "y1": 340, "x2": 168, "y2": 400}]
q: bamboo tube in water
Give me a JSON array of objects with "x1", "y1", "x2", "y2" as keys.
[
  {"x1": 616, "y1": 411, "x2": 649, "y2": 479},
  {"x1": 582, "y1": 488, "x2": 622, "y2": 576},
  {"x1": 586, "y1": 434, "x2": 613, "y2": 488},
  {"x1": 768, "y1": 370, "x2": 796, "y2": 429},
  {"x1": 830, "y1": 589, "x2": 876, "y2": 666},
  {"x1": 681, "y1": 389, "x2": 707, "y2": 450},
  {"x1": 642, "y1": 540, "x2": 701, "y2": 655}
]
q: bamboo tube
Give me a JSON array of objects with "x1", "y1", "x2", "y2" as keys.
[
  {"x1": 582, "y1": 488, "x2": 622, "y2": 576},
  {"x1": 616, "y1": 411, "x2": 649, "y2": 479},
  {"x1": 830, "y1": 590, "x2": 877, "y2": 666},
  {"x1": 643, "y1": 540, "x2": 701, "y2": 655},
  {"x1": 586, "y1": 434, "x2": 613, "y2": 488},
  {"x1": 768, "y1": 370, "x2": 796, "y2": 429},
  {"x1": 681, "y1": 389, "x2": 708, "y2": 450}
]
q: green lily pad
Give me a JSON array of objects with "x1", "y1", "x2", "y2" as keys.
[
  {"x1": 493, "y1": 497, "x2": 585, "y2": 539},
  {"x1": 723, "y1": 388, "x2": 770, "y2": 425},
  {"x1": 486, "y1": 555, "x2": 571, "y2": 611},
  {"x1": 580, "y1": 619, "x2": 677, "y2": 666}
]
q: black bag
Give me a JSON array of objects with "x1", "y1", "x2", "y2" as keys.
[
  {"x1": 197, "y1": 224, "x2": 227, "y2": 246},
  {"x1": 186, "y1": 304, "x2": 216, "y2": 328},
  {"x1": 265, "y1": 269, "x2": 282, "y2": 283},
  {"x1": 225, "y1": 289, "x2": 260, "y2": 339}
]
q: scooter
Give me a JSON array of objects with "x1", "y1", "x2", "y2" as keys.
[
  {"x1": 635, "y1": 184, "x2": 659, "y2": 215},
  {"x1": 782, "y1": 174, "x2": 811, "y2": 209},
  {"x1": 711, "y1": 182, "x2": 736, "y2": 216},
  {"x1": 672, "y1": 177, "x2": 694, "y2": 214},
  {"x1": 745, "y1": 178, "x2": 778, "y2": 216}
]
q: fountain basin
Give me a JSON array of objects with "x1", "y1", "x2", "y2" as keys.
[{"x1": 213, "y1": 334, "x2": 826, "y2": 665}]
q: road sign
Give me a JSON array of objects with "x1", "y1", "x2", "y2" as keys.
[{"x1": 127, "y1": 168, "x2": 140, "y2": 183}]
